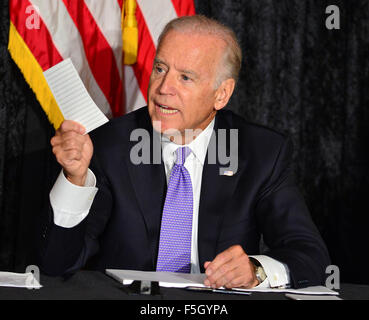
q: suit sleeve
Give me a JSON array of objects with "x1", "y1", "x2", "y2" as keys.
[
  {"x1": 255, "y1": 137, "x2": 331, "y2": 288},
  {"x1": 37, "y1": 155, "x2": 112, "y2": 276}
]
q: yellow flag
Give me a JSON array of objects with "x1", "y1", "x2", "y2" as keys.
[{"x1": 122, "y1": 0, "x2": 138, "y2": 65}]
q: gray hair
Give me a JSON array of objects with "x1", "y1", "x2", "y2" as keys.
[{"x1": 157, "y1": 15, "x2": 242, "y2": 88}]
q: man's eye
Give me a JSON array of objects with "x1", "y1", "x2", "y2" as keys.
[
  {"x1": 181, "y1": 74, "x2": 191, "y2": 81},
  {"x1": 156, "y1": 66, "x2": 163, "y2": 73}
]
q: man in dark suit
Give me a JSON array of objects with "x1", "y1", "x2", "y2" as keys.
[{"x1": 40, "y1": 15, "x2": 330, "y2": 289}]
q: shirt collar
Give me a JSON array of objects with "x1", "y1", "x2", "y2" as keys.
[{"x1": 161, "y1": 117, "x2": 215, "y2": 166}]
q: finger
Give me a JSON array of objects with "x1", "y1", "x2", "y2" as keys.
[
  {"x1": 50, "y1": 135, "x2": 62, "y2": 147},
  {"x1": 214, "y1": 256, "x2": 256, "y2": 289},
  {"x1": 55, "y1": 149, "x2": 82, "y2": 166},
  {"x1": 60, "y1": 130, "x2": 86, "y2": 142},
  {"x1": 57, "y1": 150, "x2": 82, "y2": 168},
  {"x1": 59, "y1": 134, "x2": 88, "y2": 154},
  {"x1": 54, "y1": 129, "x2": 83, "y2": 145},
  {"x1": 64, "y1": 149, "x2": 82, "y2": 162},
  {"x1": 206, "y1": 257, "x2": 243, "y2": 288},
  {"x1": 205, "y1": 245, "x2": 243, "y2": 277},
  {"x1": 59, "y1": 120, "x2": 86, "y2": 135},
  {"x1": 213, "y1": 268, "x2": 238, "y2": 288},
  {"x1": 52, "y1": 145, "x2": 62, "y2": 157},
  {"x1": 51, "y1": 133, "x2": 85, "y2": 152},
  {"x1": 61, "y1": 136, "x2": 85, "y2": 152},
  {"x1": 204, "y1": 253, "x2": 234, "y2": 288},
  {"x1": 224, "y1": 258, "x2": 259, "y2": 289},
  {"x1": 205, "y1": 251, "x2": 233, "y2": 278},
  {"x1": 224, "y1": 274, "x2": 255, "y2": 289}
]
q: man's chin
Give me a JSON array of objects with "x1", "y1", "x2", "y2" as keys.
[{"x1": 151, "y1": 120, "x2": 183, "y2": 143}]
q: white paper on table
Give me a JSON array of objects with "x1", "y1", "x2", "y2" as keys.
[
  {"x1": 106, "y1": 269, "x2": 207, "y2": 288},
  {"x1": 106, "y1": 269, "x2": 339, "y2": 295},
  {"x1": 43, "y1": 58, "x2": 109, "y2": 133},
  {"x1": 285, "y1": 293, "x2": 342, "y2": 300},
  {"x1": 0, "y1": 271, "x2": 42, "y2": 289},
  {"x1": 236, "y1": 285, "x2": 339, "y2": 295}
]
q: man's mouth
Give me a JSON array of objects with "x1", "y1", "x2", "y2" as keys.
[{"x1": 156, "y1": 103, "x2": 179, "y2": 115}]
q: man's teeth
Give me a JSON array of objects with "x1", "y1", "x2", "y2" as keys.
[{"x1": 159, "y1": 105, "x2": 178, "y2": 114}]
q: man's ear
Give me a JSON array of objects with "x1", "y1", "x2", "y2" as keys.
[{"x1": 214, "y1": 78, "x2": 235, "y2": 111}]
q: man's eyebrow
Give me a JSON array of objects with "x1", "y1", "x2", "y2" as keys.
[
  {"x1": 153, "y1": 58, "x2": 166, "y2": 65},
  {"x1": 177, "y1": 68, "x2": 198, "y2": 77},
  {"x1": 153, "y1": 57, "x2": 198, "y2": 77}
]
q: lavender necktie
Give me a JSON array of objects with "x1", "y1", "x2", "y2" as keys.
[{"x1": 156, "y1": 146, "x2": 193, "y2": 273}]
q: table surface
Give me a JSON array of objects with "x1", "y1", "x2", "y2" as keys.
[{"x1": 0, "y1": 270, "x2": 368, "y2": 300}]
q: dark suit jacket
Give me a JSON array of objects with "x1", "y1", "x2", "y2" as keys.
[{"x1": 38, "y1": 107, "x2": 330, "y2": 288}]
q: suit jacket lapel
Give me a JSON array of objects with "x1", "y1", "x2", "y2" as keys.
[
  {"x1": 198, "y1": 111, "x2": 245, "y2": 272},
  {"x1": 125, "y1": 110, "x2": 166, "y2": 268}
]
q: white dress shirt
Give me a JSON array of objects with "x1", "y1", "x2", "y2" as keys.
[{"x1": 50, "y1": 118, "x2": 290, "y2": 288}]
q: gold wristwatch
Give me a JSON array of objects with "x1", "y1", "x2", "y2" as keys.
[
  {"x1": 255, "y1": 265, "x2": 267, "y2": 284},
  {"x1": 251, "y1": 258, "x2": 267, "y2": 284}
]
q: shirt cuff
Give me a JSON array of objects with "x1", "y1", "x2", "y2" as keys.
[
  {"x1": 50, "y1": 169, "x2": 98, "y2": 228},
  {"x1": 249, "y1": 255, "x2": 290, "y2": 288}
]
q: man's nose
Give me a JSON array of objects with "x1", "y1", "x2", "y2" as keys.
[{"x1": 158, "y1": 73, "x2": 176, "y2": 95}]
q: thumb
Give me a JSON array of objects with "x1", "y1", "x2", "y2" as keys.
[{"x1": 59, "y1": 120, "x2": 86, "y2": 135}]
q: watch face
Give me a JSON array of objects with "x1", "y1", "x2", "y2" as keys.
[{"x1": 256, "y1": 266, "x2": 267, "y2": 282}]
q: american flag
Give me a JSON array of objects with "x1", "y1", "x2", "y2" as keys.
[{"x1": 8, "y1": 0, "x2": 195, "y2": 129}]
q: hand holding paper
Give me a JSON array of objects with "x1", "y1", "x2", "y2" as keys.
[
  {"x1": 44, "y1": 59, "x2": 108, "y2": 186},
  {"x1": 45, "y1": 58, "x2": 109, "y2": 186},
  {"x1": 50, "y1": 120, "x2": 93, "y2": 186},
  {"x1": 43, "y1": 58, "x2": 109, "y2": 134}
]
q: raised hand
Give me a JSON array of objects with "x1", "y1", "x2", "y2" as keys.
[{"x1": 50, "y1": 120, "x2": 93, "y2": 186}]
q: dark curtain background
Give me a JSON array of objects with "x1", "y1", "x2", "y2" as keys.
[
  {"x1": 0, "y1": 1, "x2": 55, "y2": 272},
  {"x1": 0, "y1": 1, "x2": 368, "y2": 284}
]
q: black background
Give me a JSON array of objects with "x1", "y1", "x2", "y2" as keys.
[{"x1": 0, "y1": 1, "x2": 368, "y2": 285}]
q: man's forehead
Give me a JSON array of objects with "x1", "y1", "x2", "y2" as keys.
[
  {"x1": 156, "y1": 31, "x2": 224, "y2": 65},
  {"x1": 158, "y1": 30, "x2": 225, "y2": 52}
]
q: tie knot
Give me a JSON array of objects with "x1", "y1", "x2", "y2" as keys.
[{"x1": 175, "y1": 146, "x2": 191, "y2": 165}]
